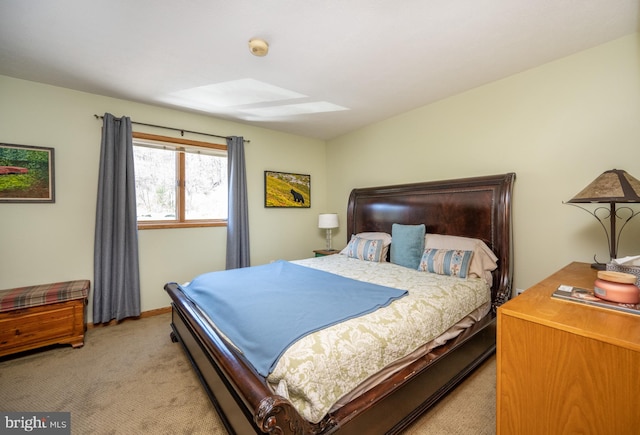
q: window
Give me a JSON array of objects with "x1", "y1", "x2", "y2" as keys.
[{"x1": 132, "y1": 132, "x2": 227, "y2": 229}]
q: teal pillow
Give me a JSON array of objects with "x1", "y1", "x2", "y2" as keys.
[
  {"x1": 418, "y1": 248, "x2": 473, "y2": 278},
  {"x1": 390, "y1": 223, "x2": 426, "y2": 269}
]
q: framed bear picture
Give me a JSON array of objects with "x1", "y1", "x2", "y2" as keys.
[{"x1": 264, "y1": 170, "x2": 310, "y2": 208}]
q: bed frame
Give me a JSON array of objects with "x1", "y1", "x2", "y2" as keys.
[{"x1": 165, "y1": 172, "x2": 515, "y2": 434}]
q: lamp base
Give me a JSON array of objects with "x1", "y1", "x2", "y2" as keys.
[
  {"x1": 325, "y1": 228, "x2": 333, "y2": 251},
  {"x1": 591, "y1": 262, "x2": 607, "y2": 271}
]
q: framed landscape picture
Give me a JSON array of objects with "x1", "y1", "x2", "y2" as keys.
[
  {"x1": 0, "y1": 143, "x2": 55, "y2": 203},
  {"x1": 264, "y1": 170, "x2": 310, "y2": 208}
]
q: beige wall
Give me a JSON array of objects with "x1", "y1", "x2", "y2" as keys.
[
  {"x1": 2, "y1": 33, "x2": 639, "y2": 318},
  {"x1": 0, "y1": 76, "x2": 327, "y2": 322},
  {"x1": 327, "y1": 33, "x2": 640, "y2": 292}
]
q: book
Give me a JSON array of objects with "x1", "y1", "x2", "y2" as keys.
[{"x1": 552, "y1": 285, "x2": 640, "y2": 316}]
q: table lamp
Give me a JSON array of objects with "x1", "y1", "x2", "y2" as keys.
[
  {"x1": 318, "y1": 213, "x2": 339, "y2": 251},
  {"x1": 566, "y1": 169, "x2": 640, "y2": 269}
]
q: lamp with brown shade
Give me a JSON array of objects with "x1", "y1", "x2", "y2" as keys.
[{"x1": 566, "y1": 169, "x2": 640, "y2": 269}]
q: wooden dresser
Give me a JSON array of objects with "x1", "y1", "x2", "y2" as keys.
[{"x1": 497, "y1": 262, "x2": 640, "y2": 434}]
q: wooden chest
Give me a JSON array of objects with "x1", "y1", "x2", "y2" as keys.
[{"x1": 0, "y1": 280, "x2": 90, "y2": 357}]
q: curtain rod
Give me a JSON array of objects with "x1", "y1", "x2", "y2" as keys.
[{"x1": 93, "y1": 114, "x2": 250, "y2": 143}]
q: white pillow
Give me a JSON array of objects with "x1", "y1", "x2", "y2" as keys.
[
  {"x1": 424, "y1": 234, "x2": 498, "y2": 286},
  {"x1": 340, "y1": 232, "x2": 392, "y2": 260}
]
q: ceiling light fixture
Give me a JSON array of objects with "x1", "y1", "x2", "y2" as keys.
[{"x1": 248, "y1": 38, "x2": 269, "y2": 57}]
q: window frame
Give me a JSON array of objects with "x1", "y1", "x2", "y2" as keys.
[{"x1": 132, "y1": 132, "x2": 228, "y2": 230}]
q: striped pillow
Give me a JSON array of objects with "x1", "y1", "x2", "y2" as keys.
[
  {"x1": 345, "y1": 237, "x2": 384, "y2": 262},
  {"x1": 418, "y1": 248, "x2": 473, "y2": 278}
]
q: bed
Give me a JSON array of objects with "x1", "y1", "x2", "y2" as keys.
[{"x1": 164, "y1": 172, "x2": 515, "y2": 434}]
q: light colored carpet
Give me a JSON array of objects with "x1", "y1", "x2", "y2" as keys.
[{"x1": 0, "y1": 313, "x2": 495, "y2": 434}]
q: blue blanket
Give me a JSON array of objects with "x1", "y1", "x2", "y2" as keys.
[{"x1": 180, "y1": 260, "x2": 407, "y2": 377}]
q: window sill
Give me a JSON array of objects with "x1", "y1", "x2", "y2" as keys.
[{"x1": 138, "y1": 221, "x2": 227, "y2": 230}]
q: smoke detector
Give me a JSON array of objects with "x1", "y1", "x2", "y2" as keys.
[{"x1": 248, "y1": 38, "x2": 269, "y2": 57}]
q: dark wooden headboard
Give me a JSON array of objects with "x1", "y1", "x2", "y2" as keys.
[{"x1": 346, "y1": 173, "x2": 515, "y2": 309}]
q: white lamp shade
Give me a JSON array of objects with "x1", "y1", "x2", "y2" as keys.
[{"x1": 318, "y1": 213, "x2": 339, "y2": 229}]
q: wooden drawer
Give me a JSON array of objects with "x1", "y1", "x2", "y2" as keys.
[{"x1": 0, "y1": 298, "x2": 86, "y2": 357}]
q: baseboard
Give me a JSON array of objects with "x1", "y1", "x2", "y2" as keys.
[{"x1": 87, "y1": 306, "x2": 171, "y2": 329}]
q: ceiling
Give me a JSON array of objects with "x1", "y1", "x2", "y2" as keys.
[{"x1": 1, "y1": 1, "x2": 638, "y2": 140}]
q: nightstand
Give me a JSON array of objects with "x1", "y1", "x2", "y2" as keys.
[
  {"x1": 313, "y1": 249, "x2": 339, "y2": 257},
  {"x1": 496, "y1": 262, "x2": 640, "y2": 434}
]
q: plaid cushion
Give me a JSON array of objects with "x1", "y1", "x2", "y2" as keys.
[{"x1": 0, "y1": 280, "x2": 90, "y2": 312}]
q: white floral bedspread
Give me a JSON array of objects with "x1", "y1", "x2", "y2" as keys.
[{"x1": 266, "y1": 254, "x2": 491, "y2": 423}]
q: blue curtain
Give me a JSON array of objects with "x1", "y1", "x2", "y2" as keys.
[
  {"x1": 93, "y1": 113, "x2": 141, "y2": 323},
  {"x1": 226, "y1": 136, "x2": 250, "y2": 269}
]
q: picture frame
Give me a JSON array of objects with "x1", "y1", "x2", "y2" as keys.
[
  {"x1": 0, "y1": 143, "x2": 55, "y2": 203},
  {"x1": 264, "y1": 170, "x2": 310, "y2": 208}
]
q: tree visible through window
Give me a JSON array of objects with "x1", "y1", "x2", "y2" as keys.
[{"x1": 132, "y1": 132, "x2": 227, "y2": 229}]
